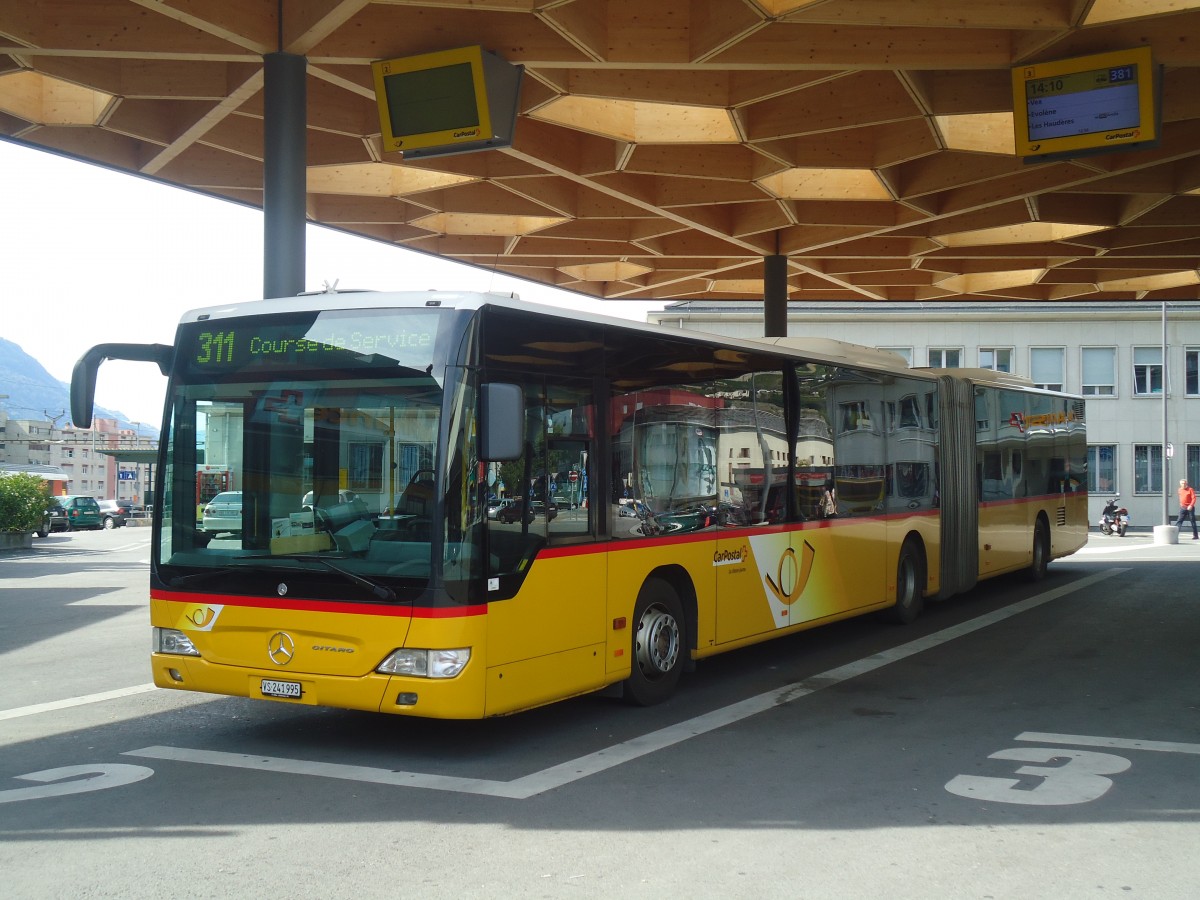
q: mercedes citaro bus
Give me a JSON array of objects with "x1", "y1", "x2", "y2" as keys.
[{"x1": 71, "y1": 291, "x2": 1086, "y2": 718}]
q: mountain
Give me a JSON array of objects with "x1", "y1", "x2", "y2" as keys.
[{"x1": 0, "y1": 337, "x2": 155, "y2": 434}]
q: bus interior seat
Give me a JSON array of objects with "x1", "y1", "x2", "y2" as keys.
[{"x1": 398, "y1": 473, "x2": 436, "y2": 516}]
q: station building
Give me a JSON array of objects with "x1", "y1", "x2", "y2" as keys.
[
  {"x1": 0, "y1": 411, "x2": 151, "y2": 506},
  {"x1": 649, "y1": 301, "x2": 1200, "y2": 531}
]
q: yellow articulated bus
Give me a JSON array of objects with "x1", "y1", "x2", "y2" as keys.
[{"x1": 71, "y1": 291, "x2": 1087, "y2": 718}]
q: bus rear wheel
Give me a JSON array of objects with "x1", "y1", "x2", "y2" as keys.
[
  {"x1": 882, "y1": 539, "x2": 925, "y2": 624},
  {"x1": 623, "y1": 579, "x2": 685, "y2": 706},
  {"x1": 1028, "y1": 519, "x2": 1050, "y2": 582}
]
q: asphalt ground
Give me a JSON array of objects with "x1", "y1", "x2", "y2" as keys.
[{"x1": 1, "y1": 528, "x2": 1197, "y2": 899}]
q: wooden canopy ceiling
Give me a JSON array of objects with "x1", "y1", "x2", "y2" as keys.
[{"x1": 3, "y1": 1, "x2": 1200, "y2": 303}]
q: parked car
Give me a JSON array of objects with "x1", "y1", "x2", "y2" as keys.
[
  {"x1": 497, "y1": 498, "x2": 557, "y2": 524},
  {"x1": 35, "y1": 500, "x2": 69, "y2": 537},
  {"x1": 201, "y1": 490, "x2": 243, "y2": 533},
  {"x1": 97, "y1": 499, "x2": 129, "y2": 529},
  {"x1": 617, "y1": 500, "x2": 650, "y2": 518},
  {"x1": 654, "y1": 503, "x2": 715, "y2": 534},
  {"x1": 58, "y1": 495, "x2": 103, "y2": 531},
  {"x1": 487, "y1": 498, "x2": 515, "y2": 520},
  {"x1": 301, "y1": 489, "x2": 359, "y2": 508}
]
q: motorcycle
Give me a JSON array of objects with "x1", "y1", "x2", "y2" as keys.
[{"x1": 1099, "y1": 498, "x2": 1129, "y2": 536}]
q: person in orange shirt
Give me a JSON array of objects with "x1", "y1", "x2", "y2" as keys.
[{"x1": 1178, "y1": 478, "x2": 1198, "y2": 540}]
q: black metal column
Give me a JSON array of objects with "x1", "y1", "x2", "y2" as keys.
[
  {"x1": 763, "y1": 253, "x2": 788, "y2": 337},
  {"x1": 263, "y1": 52, "x2": 307, "y2": 300}
]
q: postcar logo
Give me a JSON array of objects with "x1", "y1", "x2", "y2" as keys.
[
  {"x1": 764, "y1": 541, "x2": 816, "y2": 606},
  {"x1": 1009, "y1": 409, "x2": 1077, "y2": 433},
  {"x1": 713, "y1": 546, "x2": 749, "y2": 567},
  {"x1": 183, "y1": 604, "x2": 222, "y2": 631}
]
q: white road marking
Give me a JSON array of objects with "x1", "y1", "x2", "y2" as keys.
[
  {"x1": 1073, "y1": 543, "x2": 1159, "y2": 555},
  {"x1": 0, "y1": 764, "x2": 154, "y2": 805},
  {"x1": 66, "y1": 596, "x2": 147, "y2": 607},
  {"x1": 0, "y1": 684, "x2": 157, "y2": 722},
  {"x1": 125, "y1": 567, "x2": 1125, "y2": 799},
  {"x1": 1017, "y1": 732, "x2": 1200, "y2": 756},
  {"x1": 946, "y1": 748, "x2": 1131, "y2": 806}
]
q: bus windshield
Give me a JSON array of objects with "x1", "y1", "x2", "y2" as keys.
[{"x1": 156, "y1": 308, "x2": 455, "y2": 599}]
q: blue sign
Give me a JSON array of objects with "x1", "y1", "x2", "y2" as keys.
[{"x1": 118, "y1": 471, "x2": 136, "y2": 481}]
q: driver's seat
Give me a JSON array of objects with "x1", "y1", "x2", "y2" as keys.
[{"x1": 399, "y1": 473, "x2": 435, "y2": 516}]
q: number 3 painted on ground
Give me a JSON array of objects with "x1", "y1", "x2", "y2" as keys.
[
  {"x1": 946, "y1": 748, "x2": 1131, "y2": 806},
  {"x1": 0, "y1": 764, "x2": 153, "y2": 804}
]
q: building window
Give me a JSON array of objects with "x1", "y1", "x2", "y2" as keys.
[
  {"x1": 1133, "y1": 346, "x2": 1163, "y2": 396},
  {"x1": 1087, "y1": 445, "x2": 1116, "y2": 493},
  {"x1": 1188, "y1": 445, "x2": 1200, "y2": 490},
  {"x1": 927, "y1": 348, "x2": 961, "y2": 368},
  {"x1": 1030, "y1": 347, "x2": 1065, "y2": 391},
  {"x1": 978, "y1": 348, "x2": 1012, "y2": 372},
  {"x1": 1081, "y1": 347, "x2": 1116, "y2": 396},
  {"x1": 878, "y1": 346, "x2": 912, "y2": 365},
  {"x1": 839, "y1": 400, "x2": 873, "y2": 433},
  {"x1": 1186, "y1": 348, "x2": 1199, "y2": 396},
  {"x1": 1134, "y1": 444, "x2": 1163, "y2": 494}
]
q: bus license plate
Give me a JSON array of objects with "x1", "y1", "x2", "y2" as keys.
[{"x1": 261, "y1": 679, "x2": 302, "y2": 699}]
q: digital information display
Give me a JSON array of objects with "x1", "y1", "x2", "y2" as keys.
[
  {"x1": 371, "y1": 45, "x2": 522, "y2": 159},
  {"x1": 184, "y1": 312, "x2": 442, "y2": 374},
  {"x1": 382, "y1": 62, "x2": 480, "y2": 139},
  {"x1": 1012, "y1": 47, "x2": 1157, "y2": 160}
]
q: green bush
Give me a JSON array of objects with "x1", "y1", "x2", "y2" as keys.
[{"x1": 0, "y1": 473, "x2": 50, "y2": 533}]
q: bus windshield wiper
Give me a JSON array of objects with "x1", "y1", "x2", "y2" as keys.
[
  {"x1": 269, "y1": 554, "x2": 398, "y2": 602},
  {"x1": 166, "y1": 565, "x2": 248, "y2": 589}
]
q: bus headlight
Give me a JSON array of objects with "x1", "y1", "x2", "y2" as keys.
[
  {"x1": 377, "y1": 648, "x2": 471, "y2": 678},
  {"x1": 153, "y1": 627, "x2": 201, "y2": 656}
]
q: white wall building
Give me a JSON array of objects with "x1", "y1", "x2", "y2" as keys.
[
  {"x1": 0, "y1": 409, "x2": 152, "y2": 504},
  {"x1": 649, "y1": 301, "x2": 1200, "y2": 531}
]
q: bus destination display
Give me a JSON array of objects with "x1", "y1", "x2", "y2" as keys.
[
  {"x1": 1012, "y1": 47, "x2": 1157, "y2": 160},
  {"x1": 1024, "y1": 63, "x2": 1138, "y2": 140},
  {"x1": 186, "y1": 313, "x2": 440, "y2": 373}
]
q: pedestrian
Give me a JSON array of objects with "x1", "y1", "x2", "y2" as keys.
[
  {"x1": 1178, "y1": 478, "x2": 1199, "y2": 540},
  {"x1": 819, "y1": 480, "x2": 839, "y2": 518}
]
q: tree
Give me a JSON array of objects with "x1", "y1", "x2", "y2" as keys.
[{"x1": 0, "y1": 472, "x2": 50, "y2": 533}]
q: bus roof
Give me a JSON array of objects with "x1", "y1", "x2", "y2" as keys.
[{"x1": 179, "y1": 289, "x2": 946, "y2": 382}]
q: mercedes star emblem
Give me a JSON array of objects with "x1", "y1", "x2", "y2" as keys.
[{"x1": 267, "y1": 631, "x2": 295, "y2": 666}]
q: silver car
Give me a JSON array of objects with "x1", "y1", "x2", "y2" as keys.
[{"x1": 201, "y1": 490, "x2": 242, "y2": 533}]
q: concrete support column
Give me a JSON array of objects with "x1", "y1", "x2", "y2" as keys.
[
  {"x1": 263, "y1": 51, "x2": 307, "y2": 300},
  {"x1": 763, "y1": 253, "x2": 788, "y2": 338}
]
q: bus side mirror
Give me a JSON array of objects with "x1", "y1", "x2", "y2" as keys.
[
  {"x1": 70, "y1": 343, "x2": 173, "y2": 428},
  {"x1": 479, "y1": 383, "x2": 523, "y2": 461}
]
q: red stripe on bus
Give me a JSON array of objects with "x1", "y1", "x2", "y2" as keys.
[{"x1": 538, "y1": 509, "x2": 944, "y2": 559}]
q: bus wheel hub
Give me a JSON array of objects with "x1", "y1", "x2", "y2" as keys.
[{"x1": 636, "y1": 607, "x2": 679, "y2": 677}]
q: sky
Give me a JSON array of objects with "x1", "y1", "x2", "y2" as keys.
[{"x1": 0, "y1": 139, "x2": 664, "y2": 429}]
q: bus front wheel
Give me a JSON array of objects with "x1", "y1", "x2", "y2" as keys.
[{"x1": 623, "y1": 579, "x2": 685, "y2": 706}]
